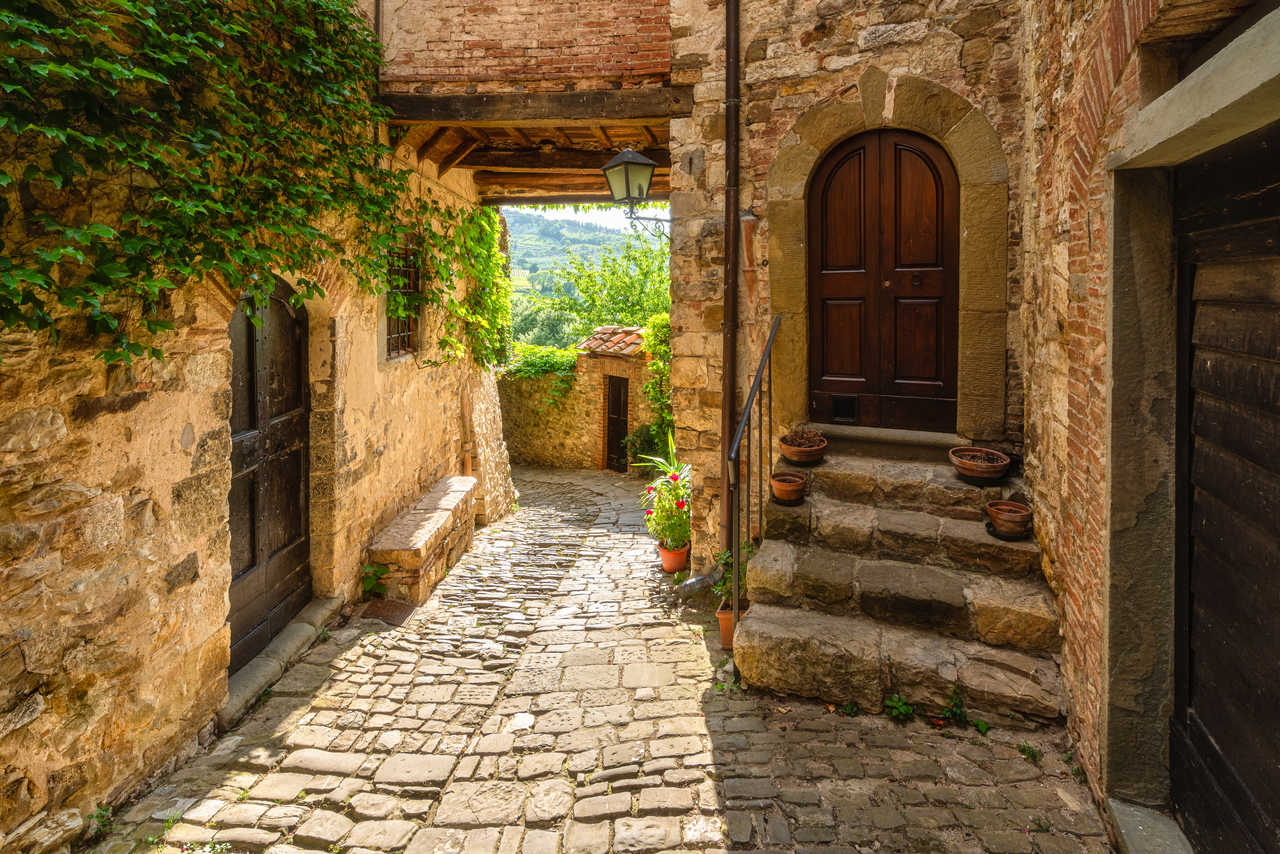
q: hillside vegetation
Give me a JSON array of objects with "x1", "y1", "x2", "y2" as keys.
[{"x1": 503, "y1": 208, "x2": 633, "y2": 280}]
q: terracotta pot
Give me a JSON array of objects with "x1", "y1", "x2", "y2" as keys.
[
  {"x1": 770, "y1": 471, "x2": 807, "y2": 505},
  {"x1": 949, "y1": 446, "x2": 1012, "y2": 481},
  {"x1": 657, "y1": 543, "x2": 689, "y2": 573},
  {"x1": 985, "y1": 500, "x2": 1033, "y2": 538},
  {"x1": 779, "y1": 435, "x2": 828, "y2": 466},
  {"x1": 716, "y1": 599, "x2": 749, "y2": 649}
]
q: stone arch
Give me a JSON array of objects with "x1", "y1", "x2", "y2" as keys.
[{"x1": 766, "y1": 67, "x2": 1010, "y2": 439}]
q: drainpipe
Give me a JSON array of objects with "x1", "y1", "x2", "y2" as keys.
[{"x1": 718, "y1": 0, "x2": 741, "y2": 552}]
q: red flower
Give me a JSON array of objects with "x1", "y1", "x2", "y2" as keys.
[
  {"x1": 675, "y1": 500, "x2": 686, "y2": 510},
  {"x1": 645, "y1": 510, "x2": 654, "y2": 516},
  {"x1": 647, "y1": 486, "x2": 655, "y2": 493},
  {"x1": 668, "y1": 473, "x2": 680, "y2": 482}
]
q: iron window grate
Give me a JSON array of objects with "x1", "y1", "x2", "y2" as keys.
[{"x1": 386, "y1": 248, "x2": 420, "y2": 359}]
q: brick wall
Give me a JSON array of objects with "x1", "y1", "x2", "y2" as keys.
[
  {"x1": 377, "y1": 0, "x2": 671, "y2": 91},
  {"x1": 1018, "y1": 0, "x2": 1248, "y2": 796}
]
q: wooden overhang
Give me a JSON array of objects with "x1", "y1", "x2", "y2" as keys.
[{"x1": 381, "y1": 88, "x2": 691, "y2": 205}]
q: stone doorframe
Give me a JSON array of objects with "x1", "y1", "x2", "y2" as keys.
[{"x1": 766, "y1": 67, "x2": 1010, "y2": 440}]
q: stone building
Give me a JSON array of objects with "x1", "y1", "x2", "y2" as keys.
[
  {"x1": 0, "y1": 140, "x2": 516, "y2": 843},
  {"x1": 499, "y1": 327, "x2": 657, "y2": 472},
  {"x1": 376, "y1": 0, "x2": 1279, "y2": 849}
]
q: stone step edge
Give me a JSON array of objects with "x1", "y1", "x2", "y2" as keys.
[
  {"x1": 733, "y1": 603, "x2": 1064, "y2": 726},
  {"x1": 778, "y1": 451, "x2": 1029, "y2": 518},
  {"x1": 218, "y1": 596, "x2": 343, "y2": 730},
  {"x1": 765, "y1": 496, "x2": 1040, "y2": 576},
  {"x1": 745, "y1": 539, "x2": 1061, "y2": 654}
]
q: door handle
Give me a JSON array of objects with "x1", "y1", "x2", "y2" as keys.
[{"x1": 882, "y1": 280, "x2": 891, "y2": 289}]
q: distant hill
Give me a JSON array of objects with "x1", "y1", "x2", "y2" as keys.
[{"x1": 502, "y1": 208, "x2": 633, "y2": 284}]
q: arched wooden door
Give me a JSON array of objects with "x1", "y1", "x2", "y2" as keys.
[
  {"x1": 808, "y1": 129, "x2": 959, "y2": 431},
  {"x1": 228, "y1": 288, "x2": 311, "y2": 674}
]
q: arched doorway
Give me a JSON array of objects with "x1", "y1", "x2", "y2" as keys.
[
  {"x1": 228, "y1": 286, "x2": 311, "y2": 673},
  {"x1": 807, "y1": 129, "x2": 959, "y2": 432}
]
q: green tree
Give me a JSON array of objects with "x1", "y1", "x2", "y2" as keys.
[
  {"x1": 536, "y1": 236, "x2": 671, "y2": 340},
  {"x1": 511, "y1": 290, "x2": 575, "y2": 348}
]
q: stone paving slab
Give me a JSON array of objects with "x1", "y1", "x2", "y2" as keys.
[{"x1": 86, "y1": 467, "x2": 1112, "y2": 854}]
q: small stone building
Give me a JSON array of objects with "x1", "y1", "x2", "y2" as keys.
[{"x1": 499, "y1": 327, "x2": 655, "y2": 472}]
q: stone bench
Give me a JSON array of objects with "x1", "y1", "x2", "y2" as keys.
[{"x1": 367, "y1": 475, "x2": 477, "y2": 603}]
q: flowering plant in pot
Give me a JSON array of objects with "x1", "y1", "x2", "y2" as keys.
[{"x1": 639, "y1": 434, "x2": 692, "y2": 572}]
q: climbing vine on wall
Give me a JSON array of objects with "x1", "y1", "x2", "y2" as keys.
[{"x1": 0, "y1": 0, "x2": 510, "y2": 365}]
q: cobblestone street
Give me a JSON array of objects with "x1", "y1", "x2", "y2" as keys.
[{"x1": 91, "y1": 468, "x2": 1112, "y2": 854}]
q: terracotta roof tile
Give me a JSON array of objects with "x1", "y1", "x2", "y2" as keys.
[{"x1": 577, "y1": 325, "x2": 646, "y2": 357}]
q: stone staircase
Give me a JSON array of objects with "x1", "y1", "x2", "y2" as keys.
[{"x1": 733, "y1": 431, "x2": 1064, "y2": 727}]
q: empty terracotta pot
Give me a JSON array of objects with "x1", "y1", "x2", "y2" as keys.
[
  {"x1": 985, "y1": 500, "x2": 1033, "y2": 538},
  {"x1": 949, "y1": 446, "x2": 1012, "y2": 481},
  {"x1": 770, "y1": 471, "x2": 807, "y2": 505},
  {"x1": 779, "y1": 435, "x2": 828, "y2": 466}
]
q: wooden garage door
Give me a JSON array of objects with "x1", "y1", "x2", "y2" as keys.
[
  {"x1": 807, "y1": 129, "x2": 959, "y2": 431},
  {"x1": 228, "y1": 290, "x2": 311, "y2": 674},
  {"x1": 1172, "y1": 121, "x2": 1280, "y2": 854}
]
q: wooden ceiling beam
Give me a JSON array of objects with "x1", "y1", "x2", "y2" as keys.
[
  {"x1": 458, "y1": 147, "x2": 671, "y2": 172},
  {"x1": 438, "y1": 133, "x2": 481, "y2": 177},
  {"x1": 591, "y1": 126, "x2": 614, "y2": 147},
  {"x1": 415, "y1": 126, "x2": 448, "y2": 163},
  {"x1": 508, "y1": 126, "x2": 534, "y2": 146},
  {"x1": 379, "y1": 87, "x2": 693, "y2": 125}
]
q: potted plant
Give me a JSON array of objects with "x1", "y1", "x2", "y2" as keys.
[
  {"x1": 770, "y1": 470, "x2": 807, "y2": 505},
  {"x1": 779, "y1": 427, "x2": 828, "y2": 466},
  {"x1": 712, "y1": 549, "x2": 750, "y2": 649},
  {"x1": 985, "y1": 499, "x2": 1033, "y2": 539},
  {"x1": 639, "y1": 434, "x2": 692, "y2": 572},
  {"x1": 948, "y1": 446, "x2": 1012, "y2": 482}
]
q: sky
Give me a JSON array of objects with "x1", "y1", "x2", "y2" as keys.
[{"x1": 505, "y1": 203, "x2": 670, "y2": 232}]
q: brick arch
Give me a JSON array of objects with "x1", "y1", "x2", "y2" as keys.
[{"x1": 765, "y1": 68, "x2": 1010, "y2": 440}]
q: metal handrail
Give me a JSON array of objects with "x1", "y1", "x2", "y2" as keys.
[{"x1": 725, "y1": 315, "x2": 782, "y2": 649}]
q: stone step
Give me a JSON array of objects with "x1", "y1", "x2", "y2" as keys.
[
  {"x1": 765, "y1": 493, "x2": 1040, "y2": 576},
  {"x1": 778, "y1": 447, "x2": 1022, "y2": 520},
  {"x1": 745, "y1": 539, "x2": 1060, "y2": 653},
  {"x1": 733, "y1": 602, "x2": 1063, "y2": 726}
]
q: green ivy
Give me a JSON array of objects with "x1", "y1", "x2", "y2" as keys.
[
  {"x1": 502, "y1": 341, "x2": 577, "y2": 408},
  {"x1": 1, "y1": 0, "x2": 509, "y2": 365},
  {"x1": 623, "y1": 311, "x2": 672, "y2": 463}
]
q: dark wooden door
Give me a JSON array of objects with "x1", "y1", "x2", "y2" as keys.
[
  {"x1": 1172, "y1": 121, "x2": 1280, "y2": 854},
  {"x1": 808, "y1": 129, "x2": 959, "y2": 431},
  {"x1": 606, "y1": 375, "x2": 629, "y2": 473},
  {"x1": 228, "y1": 289, "x2": 311, "y2": 674}
]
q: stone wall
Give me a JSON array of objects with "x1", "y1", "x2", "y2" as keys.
[
  {"x1": 1019, "y1": 0, "x2": 1252, "y2": 801},
  {"x1": 0, "y1": 292, "x2": 234, "y2": 850},
  {"x1": 498, "y1": 354, "x2": 654, "y2": 470},
  {"x1": 374, "y1": 0, "x2": 671, "y2": 93},
  {"x1": 0, "y1": 142, "x2": 514, "y2": 845},
  {"x1": 669, "y1": 0, "x2": 1028, "y2": 569}
]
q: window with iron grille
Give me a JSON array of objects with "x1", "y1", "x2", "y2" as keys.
[{"x1": 386, "y1": 248, "x2": 420, "y2": 359}]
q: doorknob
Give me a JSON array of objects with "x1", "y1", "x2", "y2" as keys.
[{"x1": 882, "y1": 280, "x2": 891, "y2": 289}]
